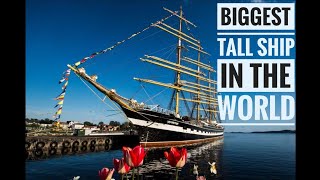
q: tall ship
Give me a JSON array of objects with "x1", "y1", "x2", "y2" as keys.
[{"x1": 63, "y1": 6, "x2": 224, "y2": 147}]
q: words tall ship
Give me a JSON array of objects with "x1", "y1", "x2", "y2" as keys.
[{"x1": 59, "y1": 6, "x2": 224, "y2": 147}]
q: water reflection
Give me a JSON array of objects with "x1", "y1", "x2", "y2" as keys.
[
  {"x1": 26, "y1": 138, "x2": 224, "y2": 179},
  {"x1": 132, "y1": 138, "x2": 224, "y2": 180},
  {"x1": 26, "y1": 134, "x2": 295, "y2": 180}
]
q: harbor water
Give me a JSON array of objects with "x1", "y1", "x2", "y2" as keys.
[{"x1": 26, "y1": 133, "x2": 295, "y2": 180}]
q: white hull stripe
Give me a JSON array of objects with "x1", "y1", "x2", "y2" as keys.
[{"x1": 128, "y1": 118, "x2": 224, "y2": 137}]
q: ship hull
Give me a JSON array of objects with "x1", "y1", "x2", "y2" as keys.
[{"x1": 121, "y1": 107, "x2": 224, "y2": 146}]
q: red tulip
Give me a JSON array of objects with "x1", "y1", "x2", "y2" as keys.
[
  {"x1": 164, "y1": 147, "x2": 187, "y2": 168},
  {"x1": 122, "y1": 145, "x2": 147, "y2": 167},
  {"x1": 113, "y1": 158, "x2": 131, "y2": 174},
  {"x1": 98, "y1": 167, "x2": 114, "y2": 180}
]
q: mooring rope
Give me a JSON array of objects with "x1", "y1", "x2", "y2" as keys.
[{"x1": 144, "y1": 130, "x2": 149, "y2": 149}]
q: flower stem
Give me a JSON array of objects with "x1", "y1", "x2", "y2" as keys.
[
  {"x1": 175, "y1": 167, "x2": 179, "y2": 180},
  {"x1": 126, "y1": 173, "x2": 129, "y2": 180},
  {"x1": 137, "y1": 167, "x2": 140, "y2": 180},
  {"x1": 132, "y1": 168, "x2": 135, "y2": 180},
  {"x1": 121, "y1": 174, "x2": 124, "y2": 180}
]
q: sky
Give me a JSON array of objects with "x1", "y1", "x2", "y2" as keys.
[{"x1": 26, "y1": 0, "x2": 296, "y2": 132}]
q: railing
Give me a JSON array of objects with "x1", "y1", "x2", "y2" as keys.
[{"x1": 142, "y1": 105, "x2": 176, "y2": 116}]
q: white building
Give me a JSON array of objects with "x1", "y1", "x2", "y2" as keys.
[
  {"x1": 72, "y1": 122, "x2": 84, "y2": 129},
  {"x1": 39, "y1": 123, "x2": 52, "y2": 128}
]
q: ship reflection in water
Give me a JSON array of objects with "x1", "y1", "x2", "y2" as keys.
[
  {"x1": 136, "y1": 139, "x2": 224, "y2": 180},
  {"x1": 26, "y1": 139, "x2": 224, "y2": 179}
]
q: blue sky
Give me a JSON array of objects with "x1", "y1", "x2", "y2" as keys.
[{"x1": 26, "y1": 0, "x2": 295, "y2": 132}]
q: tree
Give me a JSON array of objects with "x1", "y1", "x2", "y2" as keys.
[
  {"x1": 30, "y1": 118, "x2": 39, "y2": 123},
  {"x1": 84, "y1": 121, "x2": 94, "y2": 126},
  {"x1": 109, "y1": 120, "x2": 120, "y2": 126},
  {"x1": 98, "y1": 121, "x2": 104, "y2": 130},
  {"x1": 120, "y1": 121, "x2": 134, "y2": 130}
]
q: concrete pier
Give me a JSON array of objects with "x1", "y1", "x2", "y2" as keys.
[{"x1": 25, "y1": 134, "x2": 140, "y2": 160}]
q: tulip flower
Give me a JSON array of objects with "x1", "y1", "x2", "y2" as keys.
[
  {"x1": 208, "y1": 162, "x2": 217, "y2": 174},
  {"x1": 164, "y1": 147, "x2": 187, "y2": 168},
  {"x1": 98, "y1": 167, "x2": 114, "y2": 180},
  {"x1": 122, "y1": 145, "x2": 147, "y2": 168},
  {"x1": 164, "y1": 147, "x2": 188, "y2": 180},
  {"x1": 122, "y1": 145, "x2": 147, "y2": 180},
  {"x1": 113, "y1": 158, "x2": 131, "y2": 174}
]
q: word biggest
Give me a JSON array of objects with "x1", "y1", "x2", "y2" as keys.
[
  {"x1": 221, "y1": 7, "x2": 290, "y2": 26},
  {"x1": 217, "y1": 3, "x2": 295, "y2": 30}
]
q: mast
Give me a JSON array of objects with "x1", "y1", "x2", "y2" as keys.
[
  {"x1": 213, "y1": 77, "x2": 217, "y2": 124},
  {"x1": 208, "y1": 70, "x2": 212, "y2": 123},
  {"x1": 196, "y1": 41, "x2": 201, "y2": 122},
  {"x1": 174, "y1": 5, "x2": 183, "y2": 116}
]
